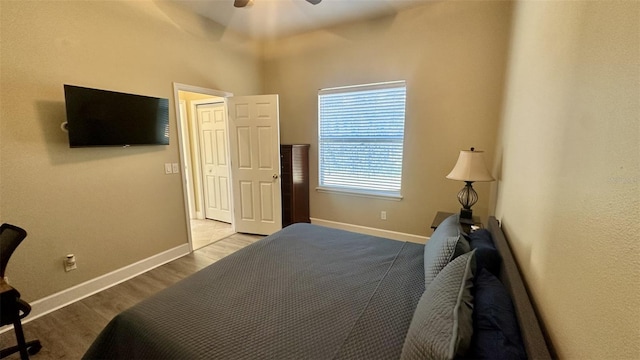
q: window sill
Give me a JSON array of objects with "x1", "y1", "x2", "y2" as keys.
[{"x1": 315, "y1": 186, "x2": 403, "y2": 201}]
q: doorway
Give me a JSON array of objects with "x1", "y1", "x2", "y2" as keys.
[
  {"x1": 174, "y1": 83, "x2": 235, "y2": 251},
  {"x1": 173, "y1": 83, "x2": 283, "y2": 251}
]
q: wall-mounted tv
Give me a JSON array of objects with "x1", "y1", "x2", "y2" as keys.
[{"x1": 63, "y1": 85, "x2": 170, "y2": 148}]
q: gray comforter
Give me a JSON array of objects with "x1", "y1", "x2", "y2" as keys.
[{"x1": 83, "y1": 223, "x2": 424, "y2": 359}]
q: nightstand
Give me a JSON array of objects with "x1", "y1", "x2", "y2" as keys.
[{"x1": 430, "y1": 211, "x2": 482, "y2": 234}]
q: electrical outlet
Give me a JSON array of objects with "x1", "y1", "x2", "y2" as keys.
[
  {"x1": 164, "y1": 163, "x2": 172, "y2": 174},
  {"x1": 172, "y1": 163, "x2": 179, "y2": 174},
  {"x1": 64, "y1": 254, "x2": 77, "y2": 272},
  {"x1": 381, "y1": 211, "x2": 387, "y2": 220}
]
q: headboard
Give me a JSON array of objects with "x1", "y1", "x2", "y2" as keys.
[{"x1": 487, "y1": 216, "x2": 552, "y2": 359}]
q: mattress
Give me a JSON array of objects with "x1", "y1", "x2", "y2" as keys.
[{"x1": 83, "y1": 223, "x2": 425, "y2": 359}]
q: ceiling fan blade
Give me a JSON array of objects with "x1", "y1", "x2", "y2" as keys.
[
  {"x1": 306, "y1": 0, "x2": 322, "y2": 4},
  {"x1": 234, "y1": 0, "x2": 251, "y2": 8}
]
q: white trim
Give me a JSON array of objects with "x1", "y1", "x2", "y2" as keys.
[
  {"x1": 316, "y1": 186, "x2": 403, "y2": 201},
  {"x1": 191, "y1": 99, "x2": 225, "y2": 106},
  {"x1": 179, "y1": 100, "x2": 196, "y2": 219},
  {"x1": 0, "y1": 243, "x2": 190, "y2": 334},
  {"x1": 310, "y1": 217, "x2": 428, "y2": 244}
]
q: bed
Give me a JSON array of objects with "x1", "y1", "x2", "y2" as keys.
[{"x1": 83, "y1": 216, "x2": 551, "y2": 359}]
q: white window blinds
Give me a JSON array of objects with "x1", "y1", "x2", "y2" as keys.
[{"x1": 318, "y1": 81, "x2": 406, "y2": 198}]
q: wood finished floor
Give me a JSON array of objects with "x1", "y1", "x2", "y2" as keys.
[{"x1": 0, "y1": 232, "x2": 263, "y2": 359}]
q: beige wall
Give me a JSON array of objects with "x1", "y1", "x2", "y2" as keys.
[
  {"x1": 494, "y1": 1, "x2": 639, "y2": 358},
  {"x1": 4, "y1": 1, "x2": 636, "y2": 357},
  {"x1": 0, "y1": 0, "x2": 261, "y2": 300},
  {"x1": 262, "y1": 1, "x2": 513, "y2": 236}
]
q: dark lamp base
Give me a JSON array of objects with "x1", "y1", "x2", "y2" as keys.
[{"x1": 459, "y1": 208, "x2": 473, "y2": 220}]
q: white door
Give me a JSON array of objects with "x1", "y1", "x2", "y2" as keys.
[
  {"x1": 197, "y1": 102, "x2": 232, "y2": 223},
  {"x1": 227, "y1": 95, "x2": 282, "y2": 235}
]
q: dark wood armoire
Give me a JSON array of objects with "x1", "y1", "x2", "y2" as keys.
[{"x1": 280, "y1": 144, "x2": 310, "y2": 227}]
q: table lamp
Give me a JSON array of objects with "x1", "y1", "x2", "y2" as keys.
[{"x1": 446, "y1": 147, "x2": 494, "y2": 220}]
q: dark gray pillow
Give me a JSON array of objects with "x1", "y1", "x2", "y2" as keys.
[
  {"x1": 424, "y1": 214, "x2": 470, "y2": 288},
  {"x1": 401, "y1": 250, "x2": 476, "y2": 360}
]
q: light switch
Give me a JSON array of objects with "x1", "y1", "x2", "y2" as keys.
[
  {"x1": 164, "y1": 163, "x2": 172, "y2": 174},
  {"x1": 172, "y1": 163, "x2": 179, "y2": 174}
]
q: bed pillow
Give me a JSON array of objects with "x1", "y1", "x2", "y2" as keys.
[
  {"x1": 468, "y1": 229, "x2": 502, "y2": 276},
  {"x1": 401, "y1": 250, "x2": 476, "y2": 360},
  {"x1": 424, "y1": 213, "x2": 470, "y2": 288},
  {"x1": 465, "y1": 268, "x2": 526, "y2": 360}
]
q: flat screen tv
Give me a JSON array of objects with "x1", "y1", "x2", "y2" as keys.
[{"x1": 63, "y1": 84, "x2": 170, "y2": 148}]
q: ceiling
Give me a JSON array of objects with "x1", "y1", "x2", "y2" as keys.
[{"x1": 172, "y1": 0, "x2": 430, "y2": 40}]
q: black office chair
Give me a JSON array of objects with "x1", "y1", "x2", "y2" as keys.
[{"x1": 0, "y1": 224, "x2": 41, "y2": 359}]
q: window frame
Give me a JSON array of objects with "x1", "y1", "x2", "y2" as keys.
[{"x1": 316, "y1": 80, "x2": 407, "y2": 201}]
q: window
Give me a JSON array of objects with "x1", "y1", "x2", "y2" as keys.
[{"x1": 318, "y1": 81, "x2": 406, "y2": 199}]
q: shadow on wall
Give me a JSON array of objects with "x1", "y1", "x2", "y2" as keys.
[
  {"x1": 324, "y1": 12, "x2": 397, "y2": 41},
  {"x1": 152, "y1": 0, "x2": 227, "y2": 42},
  {"x1": 488, "y1": 149, "x2": 503, "y2": 217},
  {"x1": 36, "y1": 101, "x2": 164, "y2": 166}
]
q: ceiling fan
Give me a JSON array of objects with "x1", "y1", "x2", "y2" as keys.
[{"x1": 234, "y1": 0, "x2": 321, "y2": 8}]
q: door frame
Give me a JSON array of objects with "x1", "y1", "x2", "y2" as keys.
[
  {"x1": 178, "y1": 100, "x2": 196, "y2": 219},
  {"x1": 191, "y1": 99, "x2": 231, "y2": 223},
  {"x1": 172, "y1": 83, "x2": 234, "y2": 251}
]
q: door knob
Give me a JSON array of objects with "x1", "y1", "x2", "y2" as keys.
[{"x1": 273, "y1": 174, "x2": 279, "y2": 179}]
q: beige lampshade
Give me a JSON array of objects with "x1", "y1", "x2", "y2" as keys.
[{"x1": 446, "y1": 149, "x2": 495, "y2": 182}]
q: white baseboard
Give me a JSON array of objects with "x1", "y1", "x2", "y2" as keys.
[
  {"x1": 310, "y1": 218, "x2": 428, "y2": 244},
  {"x1": 1, "y1": 243, "x2": 190, "y2": 334}
]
